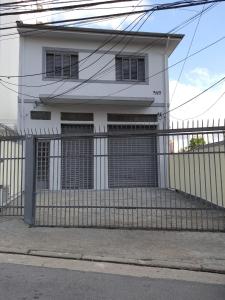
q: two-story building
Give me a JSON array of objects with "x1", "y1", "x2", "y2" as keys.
[{"x1": 1, "y1": 21, "x2": 183, "y2": 190}]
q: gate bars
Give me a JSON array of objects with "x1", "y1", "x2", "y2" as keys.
[
  {"x1": 1, "y1": 123, "x2": 225, "y2": 231},
  {"x1": 0, "y1": 135, "x2": 25, "y2": 216},
  {"x1": 32, "y1": 124, "x2": 225, "y2": 231}
]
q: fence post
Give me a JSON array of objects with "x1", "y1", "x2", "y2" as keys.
[{"x1": 24, "y1": 135, "x2": 36, "y2": 225}]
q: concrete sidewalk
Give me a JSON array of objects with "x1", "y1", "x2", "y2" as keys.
[{"x1": 0, "y1": 216, "x2": 225, "y2": 273}]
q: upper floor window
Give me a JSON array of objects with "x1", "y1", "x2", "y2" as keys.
[
  {"x1": 45, "y1": 51, "x2": 78, "y2": 79},
  {"x1": 115, "y1": 56, "x2": 145, "y2": 82}
]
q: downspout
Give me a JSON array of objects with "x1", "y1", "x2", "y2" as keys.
[
  {"x1": 18, "y1": 36, "x2": 24, "y2": 131},
  {"x1": 164, "y1": 36, "x2": 170, "y2": 130}
]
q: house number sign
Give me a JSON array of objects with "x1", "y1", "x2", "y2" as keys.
[{"x1": 153, "y1": 90, "x2": 162, "y2": 95}]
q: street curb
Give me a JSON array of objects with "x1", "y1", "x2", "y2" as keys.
[{"x1": 0, "y1": 248, "x2": 225, "y2": 274}]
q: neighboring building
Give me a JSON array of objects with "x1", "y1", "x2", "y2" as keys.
[{"x1": 0, "y1": 20, "x2": 183, "y2": 190}]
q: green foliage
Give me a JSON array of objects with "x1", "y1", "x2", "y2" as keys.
[{"x1": 187, "y1": 136, "x2": 206, "y2": 151}]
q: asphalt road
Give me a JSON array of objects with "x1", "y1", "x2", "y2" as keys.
[{"x1": 1, "y1": 262, "x2": 225, "y2": 300}]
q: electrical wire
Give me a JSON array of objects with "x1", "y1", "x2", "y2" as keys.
[
  {"x1": 0, "y1": 1, "x2": 213, "y2": 78},
  {"x1": 46, "y1": 3, "x2": 146, "y2": 99},
  {"x1": 0, "y1": 0, "x2": 222, "y2": 102},
  {"x1": 161, "y1": 75, "x2": 225, "y2": 117},
  {"x1": 171, "y1": 89, "x2": 225, "y2": 120},
  {"x1": 0, "y1": 0, "x2": 138, "y2": 16},
  {"x1": 169, "y1": 3, "x2": 208, "y2": 103},
  {"x1": 45, "y1": 10, "x2": 152, "y2": 101}
]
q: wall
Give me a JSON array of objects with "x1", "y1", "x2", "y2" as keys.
[
  {"x1": 19, "y1": 35, "x2": 166, "y2": 102},
  {"x1": 18, "y1": 32, "x2": 170, "y2": 191},
  {"x1": 0, "y1": 2, "x2": 20, "y2": 122},
  {"x1": 169, "y1": 143, "x2": 225, "y2": 208},
  {"x1": 18, "y1": 34, "x2": 169, "y2": 130}
]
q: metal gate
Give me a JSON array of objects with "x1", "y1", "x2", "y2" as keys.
[
  {"x1": 61, "y1": 124, "x2": 94, "y2": 189},
  {"x1": 0, "y1": 135, "x2": 25, "y2": 216},
  {"x1": 32, "y1": 125, "x2": 225, "y2": 231},
  {"x1": 108, "y1": 125, "x2": 158, "y2": 188}
]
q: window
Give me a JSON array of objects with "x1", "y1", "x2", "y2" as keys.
[
  {"x1": 46, "y1": 51, "x2": 78, "y2": 78},
  {"x1": 116, "y1": 56, "x2": 145, "y2": 82},
  {"x1": 30, "y1": 111, "x2": 51, "y2": 120},
  {"x1": 108, "y1": 114, "x2": 157, "y2": 122},
  {"x1": 61, "y1": 113, "x2": 93, "y2": 121}
]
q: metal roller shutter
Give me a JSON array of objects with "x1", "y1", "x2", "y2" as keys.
[
  {"x1": 61, "y1": 124, "x2": 94, "y2": 189},
  {"x1": 108, "y1": 125, "x2": 158, "y2": 188}
]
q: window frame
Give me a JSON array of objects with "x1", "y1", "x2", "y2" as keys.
[
  {"x1": 45, "y1": 50, "x2": 79, "y2": 79},
  {"x1": 115, "y1": 55, "x2": 146, "y2": 82},
  {"x1": 30, "y1": 111, "x2": 51, "y2": 120}
]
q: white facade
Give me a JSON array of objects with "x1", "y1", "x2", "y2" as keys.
[
  {"x1": 14, "y1": 23, "x2": 183, "y2": 131},
  {"x1": 1, "y1": 21, "x2": 183, "y2": 190}
]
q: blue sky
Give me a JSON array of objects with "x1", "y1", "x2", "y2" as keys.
[
  {"x1": 47, "y1": 0, "x2": 225, "y2": 121},
  {"x1": 144, "y1": 1, "x2": 225, "y2": 82},
  {"x1": 137, "y1": 1, "x2": 225, "y2": 121}
]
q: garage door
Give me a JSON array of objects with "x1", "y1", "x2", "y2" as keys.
[
  {"x1": 61, "y1": 124, "x2": 94, "y2": 189},
  {"x1": 108, "y1": 125, "x2": 158, "y2": 188}
]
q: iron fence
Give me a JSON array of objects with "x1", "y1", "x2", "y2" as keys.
[
  {"x1": 32, "y1": 125, "x2": 225, "y2": 231},
  {"x1": 0, "y1": 135, "x2": 25, "y2": 216},
  {"x1": 0, "y1": 124, "x2": 225, "y2": 231}
]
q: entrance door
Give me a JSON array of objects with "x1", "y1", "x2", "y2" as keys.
[
  {"x1": 61, "y1": 124, "x2": 94, "y2": 189},
  {"x1": 108, "y1": 125, "x2": 158, "y2": 188}
]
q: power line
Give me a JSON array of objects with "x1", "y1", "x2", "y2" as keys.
[
  {"x1": 0, "y1": 2, "x2": 219, "y2": 96},
  {"x1": 45, "y1": 3, "x2": 217, "y2": 101},
  {"x1": 162, "y1": 75, "x2": 225, "y2": 117},
  {"x1": 0, "y1": 13, "x2": 223, "y2": 103},
  {"x1": 0, "y1": 7, "x2": 147, "y2": 31},
  {"x1": 45, "y1": 10, "x2": 153, "y2": 101},
  {"x1": 0, "y1": 12, "x2": 149, "y2": 100},
  {"x1": 45, "y1": 4, "x2": 147, "y2": 99},
  {"x1": 99, "y1": 33, "x2": 225, "y2": 99},
  {"x1": 0, "y1": 2, "x2": 146, "y2": 98},
  {"x1": 0, "y1": 0, "x2": 224, "y2": 18},
  {"x1": 88, "y1": 2, "x2": 215, "y2": 84},
  {"x1": 169, "y1": 2, "x2": 210, "y2": 103},
  {"x1": 0, "y1": 79, "x2": 39, "y2": 99},
  {"x1": 0, "y1": 0, "x2": 138, "y2": 16},
  {"x1": 172, "y1": 89, "x2": 225, "y2": 120},
  {"x1": 0, "y1": 1, "x2": 222, "y2": 99},
  {"x1": 0, "y1": 2, "x2": 211, "y2": 79}
]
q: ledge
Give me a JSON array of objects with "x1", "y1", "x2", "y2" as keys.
[{"x1": 39, "y1": 95, "x2": 155, "y2": 106}]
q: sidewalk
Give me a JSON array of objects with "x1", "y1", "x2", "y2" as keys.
[{"x1": 0, "y1": 216, "x2": 225, "y2": 273}]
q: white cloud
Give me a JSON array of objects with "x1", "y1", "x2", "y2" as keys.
[
  {"x1": 21, "y1": 0, "x2": 153, "y2": 30},
  {"x1": 169, "y1": 68, "x2": 225, "y2": 123}
]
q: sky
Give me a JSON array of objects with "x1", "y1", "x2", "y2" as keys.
[{"x1": 1, "y1": 0, "x2": 225, "y2": 123}]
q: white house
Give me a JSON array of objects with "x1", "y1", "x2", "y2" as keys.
[{"x1": 0, "y1": 20, "x2": 183, "y2": 190}]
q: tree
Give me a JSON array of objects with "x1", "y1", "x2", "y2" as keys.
[{"x1": 186, "y1": 136, "x2": 205, "y2": 151}]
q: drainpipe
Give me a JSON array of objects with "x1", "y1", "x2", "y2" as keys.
[
  {"x1": 18, "y1": 36, "x2": 24, "y2": 131},
  {"x1": 164, "y1": 36, "x2": 170, "y2": 130}
]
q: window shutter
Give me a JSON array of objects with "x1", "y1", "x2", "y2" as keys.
[
  {"x1": 122, "y1": 58, "x2": 130, "y2": 80},
  {"x1": 63, "y1": 54, "x2": 70, "y2": 77},
  {"x1": 131, "y1": 59, "x2": 138, "y2": 80},
  {"x1": 115, "y1": 57, "x2": 122, "y2": 80},
  {"x1": 138, "y1": 58, "x2": 145, "y2": 81},
  {"x1": 55, "y1": 54, "x2": 62, "y2": 76},
  {"x1": 46, "y1": 53, "x2": 54, "y2": 77},
  {"x1": 71, "y1": 55, "x2": 78, "y2": 78}
]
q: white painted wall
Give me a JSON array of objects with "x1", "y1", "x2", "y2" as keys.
[
  {"x1": 15, "y1": 30, "x2": 178, "y2": 191},
  {"x1": 0, "y1": 1, "x2": 20, "y2": 122},
  {"x1": 18, "y1": 34, "x2": 168, "y2": 129}
]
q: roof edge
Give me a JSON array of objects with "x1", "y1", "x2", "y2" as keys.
[{"x1": 16, "y1": 21, "x2": 184, "y2": 40}]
